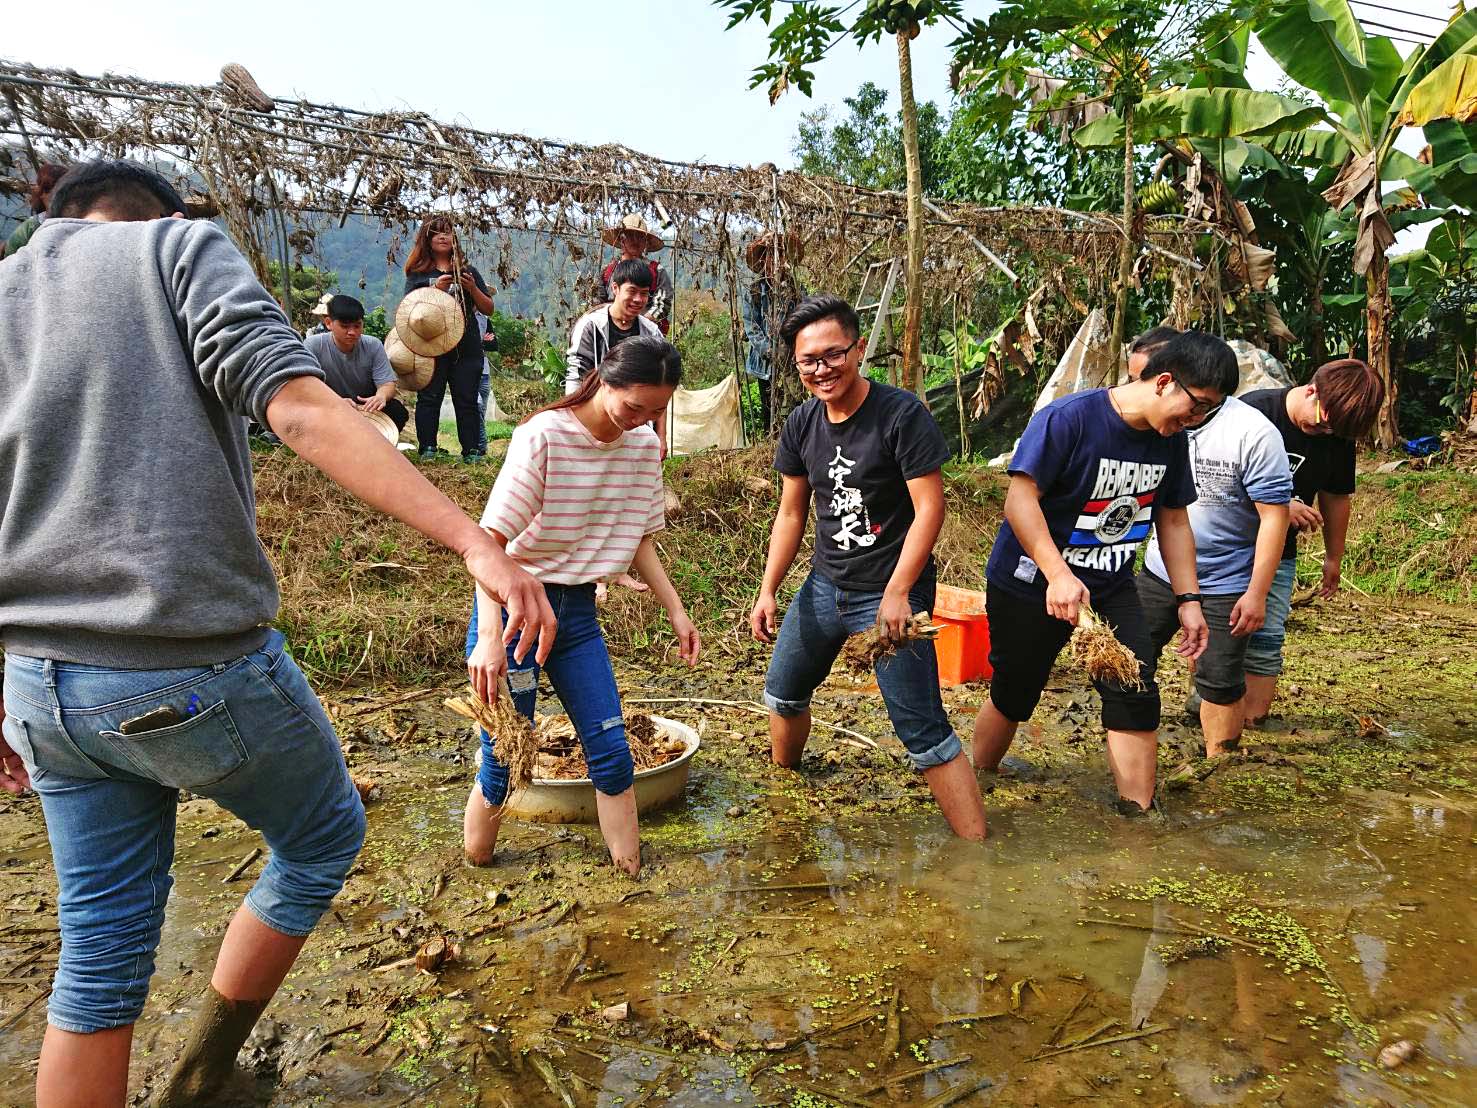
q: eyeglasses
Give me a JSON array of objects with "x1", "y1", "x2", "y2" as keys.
[
  {"x1": 797, "y1": 340, "x2": 859, "y2": 376},
  {"x1": 1173, "y1": 376, "x2": 1222, "y2": 418}
]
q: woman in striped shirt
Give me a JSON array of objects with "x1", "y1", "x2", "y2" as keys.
[{"x1": 463, "y1": 336, "x2": 700, "y2": 874}]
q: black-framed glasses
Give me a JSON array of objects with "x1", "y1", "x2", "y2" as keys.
[
  {"x1": 796, "y1": 339, "x2": 859, "y2": 376},
  {"x1": 1173, "y1": 376, "x2": 1222, "y2": 418}
]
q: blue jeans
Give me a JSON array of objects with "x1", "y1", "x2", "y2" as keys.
[
  {"x1": 465, "y1": 584, "x2": 633, "y2": 804},
  {"x1": 763, "y1": 569, "x2": 962, "y2": 771},
  {"x1": 0, "y1": 631, "x2": 365, "y2": 1033},
  {"x1": 477, "y1": 369, "x2": 491, "y2": 454},
  {"x1": 1243, "y1": 557, "x2": 1298, "y2": 677}
]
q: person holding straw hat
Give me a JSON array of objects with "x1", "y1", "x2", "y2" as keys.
[
  {"x1": 600, "y1": 213, "x2": 673, "y2": 334},
  {"x1": 403, "y1": 215, "x2": 495, "y2": 462}
]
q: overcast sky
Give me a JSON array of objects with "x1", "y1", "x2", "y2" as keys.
[
  {"x1": 3, "y1": 0, "x2": 964, "y2": 168},
  {"x1": 5, "y1": 0, "x2": 1455, "y2": 250}
]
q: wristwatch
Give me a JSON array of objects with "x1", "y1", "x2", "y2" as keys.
[{"x1": 1174, "y1": 592, "x2": 1204, "y2": 606}]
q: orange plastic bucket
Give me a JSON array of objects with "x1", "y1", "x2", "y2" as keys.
[{"x1": 932, "y1": 584, "x2": 991, "y2": 686}]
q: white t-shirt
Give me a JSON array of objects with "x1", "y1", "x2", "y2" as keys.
[
  {"x1": 1144, "y1": 395, "x2": 1292, "y2": 594},
  {"x1": 480, "y1": 408, "x2": 664, "y2": 584}
]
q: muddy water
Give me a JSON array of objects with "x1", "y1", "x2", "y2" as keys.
[{"x1": 1, "y1": 597, "x2": 1475, "y2": 1106}]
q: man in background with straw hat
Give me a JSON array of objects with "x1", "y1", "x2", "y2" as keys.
[
  {"x1": 601, "y1": 213, "x2": 673, "y2": 334},
  {"x1": 0, "y1": 160, "x2": 556, "y2": 1108},
  {"x1": 306, "y1": 294, "x2": 408, "y2": 433}
]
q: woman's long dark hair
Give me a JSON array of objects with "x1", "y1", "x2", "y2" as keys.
[
  {"x1": 528, "y1": 336, "x2": 683, "y2": 423},
  {"x1": 404, "y1": 215, "x2": 462, "y2": 274}
]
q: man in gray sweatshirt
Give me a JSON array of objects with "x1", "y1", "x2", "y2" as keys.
[{"x1": 0, "y1": 161, "x2": 557, "y2": 1108}]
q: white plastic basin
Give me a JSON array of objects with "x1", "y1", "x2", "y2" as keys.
[{"x1": 504, "y1": 715, "x2": 699, "y2": 824}]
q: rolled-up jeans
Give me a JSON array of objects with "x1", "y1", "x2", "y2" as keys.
[
  {"x1": 1242, "y1": 557, "x2": 1298, "y2": 677},
  {"x1": 762, "y1": 568, "x2": 963, "y2": 771},
  {"x1": 465, "y1": 583, "x2": 633, "y2": 804},
  {"x1": 0, "y1": 630, "x2": 365, "y2": 1033}
]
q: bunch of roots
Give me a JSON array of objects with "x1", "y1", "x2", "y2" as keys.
[
  {"x1": 1069, "y1": 607, "x2": 1144, "y2": 689},
  {"x1": 840, "y1": 612, "x2": 941, "y2": 675}
]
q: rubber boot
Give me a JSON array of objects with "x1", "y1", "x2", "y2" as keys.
[{"x1": 153, "y1": 986, "x2": 268, "y2": 1107}]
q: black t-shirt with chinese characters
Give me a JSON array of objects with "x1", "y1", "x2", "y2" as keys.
[
  {"x1": 774, "y1": 381, "x2": 950, "y2": 591},
  {"x1": 1241, "y1": 387, "x2": 1357, "y2": 561}
]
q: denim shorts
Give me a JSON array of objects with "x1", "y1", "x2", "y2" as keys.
[
  {"x1": 762, "y1": 569, "x2": 962, "y2": 771},
  {"x1": 465, "y1": 583, "x2": 633, "y2": 803},
  {"x1": 1243, "y1": 557, "x2": 1298, "y2": 677},
  {"x1": 1, "y1": 630, "x2": 365, "y2": 1033}
]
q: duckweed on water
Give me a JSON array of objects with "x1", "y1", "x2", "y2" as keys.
[{"x1": 1106, "y1": 871, "x2": 1376, "y2": 1044}]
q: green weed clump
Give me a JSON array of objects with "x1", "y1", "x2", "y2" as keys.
[{"x1": 1338, "y1": 470, "x2": 1477, "y2": 600}]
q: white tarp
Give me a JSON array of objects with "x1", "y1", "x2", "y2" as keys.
[
  {"x1": 666, "y1": 374, "x2": 744, "y2": 456},
  {"x1": 989, "y1": 316, "x2": 1296, "y2": 467}
]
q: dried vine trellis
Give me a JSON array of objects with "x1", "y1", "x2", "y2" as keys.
[{"x1": 0, "y1": 59, "x2": 1243, "y2": 423}]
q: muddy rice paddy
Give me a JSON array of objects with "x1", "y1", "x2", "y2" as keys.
[{"x1": 1, "y1": 592, "x2": 1474, "y2": 1106}]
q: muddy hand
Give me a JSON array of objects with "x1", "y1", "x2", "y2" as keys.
[
  {"x1": 468, "y1": 638, "x2": 507, "y2": 706},
  {"x1": 465, "y1": 544, "x2": 556, "y2": 664},
  {"x1": 1045, "y1": 572, "x2": 1089, "y2": 626},
  {"x1": 750, "y1": 593, "x2": 778, "y2": 644},
  {"x1": 1228, "y1": 591, "x2": 1266, "y2": 637},
  {"x1": 671, "y1": 611, "x2": 701, "y2": 666},
  {"x1": 0, "y1": 723, "x2": 31, "y2": 795},
  {"x1": 876, "y1": 591, "x2": 912, "y2": 643},
  {"x1": 1288, "y1": 498, "x2": 1323, "y2": 533},
  {"x1": 1174, "y1": 600, "x2": 1208, "y2": 661}
]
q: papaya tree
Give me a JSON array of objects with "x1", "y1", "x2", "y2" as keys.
[{"x1": 714, "y1": 0, "x2": 962, "y2": 399}]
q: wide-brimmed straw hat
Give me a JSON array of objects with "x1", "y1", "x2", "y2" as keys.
[
  {"x1": 394, "y1": 287, "x2": 464, "y2": 357},
  {"x1": 362, "y1": 409, "x2": 399, "y2": 444},
  {"x1": 602, "y1": 213, "x2": 664, "y2": 253},
  {"x1": 385, "y1": 328, "x2": 436, "y2": 390},
  {"x1": 745, "y1": 230, "x2": 803, "y2": 272}
]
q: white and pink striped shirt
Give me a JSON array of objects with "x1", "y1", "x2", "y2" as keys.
[{"x1": 479, "y1": 408, "x2": 665, "y2": 584}]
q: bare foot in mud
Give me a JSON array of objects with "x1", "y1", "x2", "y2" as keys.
[{"x1": 978, "y1": 755, "x2": 1039, "y2": 780}]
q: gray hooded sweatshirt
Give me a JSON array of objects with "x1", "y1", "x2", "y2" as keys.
[{"x1": 0, "y1": 217, "x2": 323, "y2": 667}]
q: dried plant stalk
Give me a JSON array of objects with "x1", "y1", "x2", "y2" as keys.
[
  {"x1": 841, "y1": 612, "x2": 941, "y2": 675},
  {"x1": 444, "y1": 679, "x2": 538, "y2": 801},
  {"x1": 1069, "y1": 607, "x2": 1144, "y2": 689}
]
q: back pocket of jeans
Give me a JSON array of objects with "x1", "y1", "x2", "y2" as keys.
[{"x1": 98, "y1": 701, "x2": 248, "y2": 790}]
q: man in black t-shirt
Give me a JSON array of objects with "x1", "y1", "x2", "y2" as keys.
[
  {"x1": 749, "y1": 295, "x2": 987, "y2": 840},
  {"x1": 1239, "y1": 358, "x2": 1383, "y2": 723}
]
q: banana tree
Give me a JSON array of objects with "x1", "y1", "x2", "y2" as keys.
[
  {"x1": 1253, "y1": 0, "x2": 1477, "y2": 445},
  {"x1": 954, "y1": 0, "x2": 1259, "y2": 365}
]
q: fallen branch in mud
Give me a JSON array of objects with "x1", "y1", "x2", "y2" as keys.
[
  {"x1": 932, "y1": 1010, "x2": 1009, "y2": 1028},
  {"x1": 1079, "y1": 916, "x2": 1263, "y2": 953},
  {"x1": 527, "y1": 1051, "x2": 576, "y2": 1108},
  {"x1": 921, "y1": 1076, "x2": 996, "y2": 1107},
  {"x1": 223, "y1": 847, "x2": 262, "y2": 883},
  {"x1": 339, "y1": 686, "x2": 443, "y2": 717},
  {"x1": 1028, "y1": 1023, "x2": 1169, "y2": 1060},
  {"x1": 859, "y1": 1053, "x2": 972, "y2": 1096}
]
